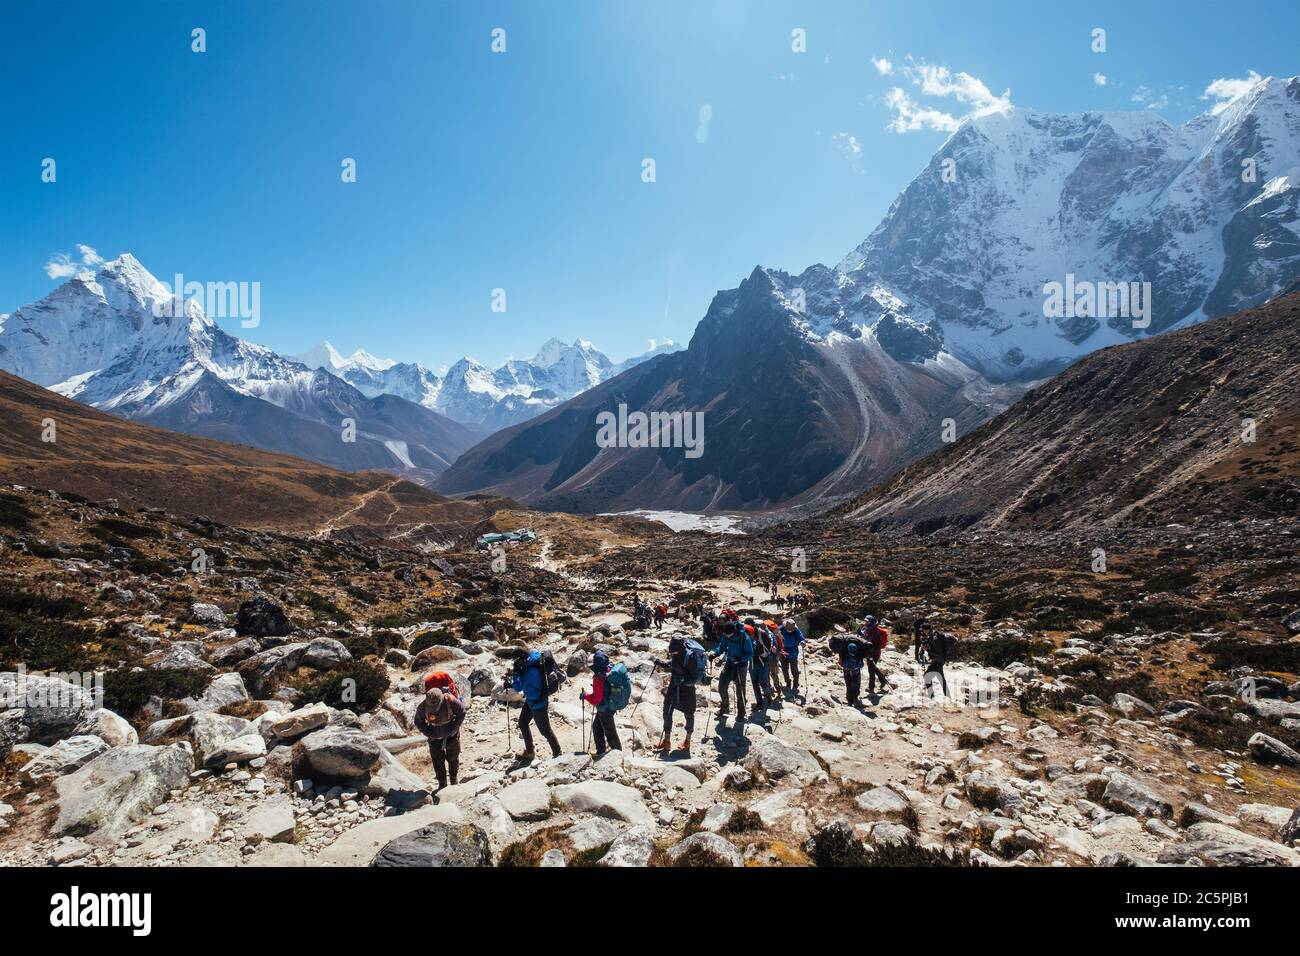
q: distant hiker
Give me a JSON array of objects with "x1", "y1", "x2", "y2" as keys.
[
  {"x1": 414, "y1": 686, "x2": 465, "y2": 791},
  {"x1": 653, "y1": 603, "x2": 667, "y2": 629},
  {"x1": 579, "y1": 650, "x2": 625, "y2": 756},
  {"x1": 746, "y1": 619, "x2": 772, "y2": 712},
  {"x1": 712, "y1": 619, "x2": 752, "y2": 723},
  {"x1": 702, "y1": 609, "x2": 718, "y2": 643},
  {"x1": 779, "y1": 619, "x2": 806, "y2": 694},
  {"x1": 830, "y1": 630, "x2": 868, "y2": 706},
  {"x1": 511, "y1": 648, "x2": 563, "y2": 760},
  {"x1": 924, "y1": 630, "x2": 956, "y2": 700},
  {"x1": 654, "y1": 636, "x2": 704, "y2": 753},
  {"x1": 859, "y1": 615, "x2": 892, "y2": 695}
]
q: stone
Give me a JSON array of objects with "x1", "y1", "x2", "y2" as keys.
[
  {"x1": 242, "y1": 797, "x2": 296, "y2": 844},
  {"x1": 668, "y1": 832, "x2": 742, "y2": 866},
  {"x1": 468, "y1": 667, "x2": 498, "y2": 697},
  {"x1": 551, "y1": 781, "x2": 654, "y2": 826},
  {"x1": 1111, "y1": 693, "x2": 1155, "y2": 717},
  {"x1": 52, "y1": 743, "x2": 192, "y2": 840},
  {"x1": 700, "y1": 803, "x2": 736, "y2": 833},
  {"x1": 74, "y1": 708, "x2": 138, "y2": 747},
  {"x1": 1247, "y1": 732, "x2": 1300, "y2": 767},
  {"x1": 1101, "y1": 772, "x2": 1173, "y2": 818},
  {"x1": 189, "y1": 602, "x2": 228, "y2": 626},
  {"x1": 235, "y1": 596, "x2": 293, "y2": 638},
  {"x1": 188, "y1": 712, "x2": 255, "y2": 766},
  {"x1": 261, "y1": 702, "x2": 330, "y2": 743},
  {"x1": 562, "y1": 817, "x2": 622, "y2": 851},
  {"x1": 353, "y1": 747, "x2": 431, "y2": 808},
  {"x1": 599, "y1": 824, "x2": 655, "y2": 867},
  {"x1": 204, "y1": 734, "x2": 267, "y2": 769},
  {"x1": 303, "y1": 637, "x2": 353, "y2": 670},
  {"x1": 871, "y1": 822, "x2": 916, "y2": 848},
  {"x1": 0, "y1": 672, "x2": 97, "y2": 744},
  {"x1": 1237, "y1": 803, "x2": 1294, "y2": 830},
  {"x1": 499, "y1": 778, "x2": 553, "y2": 821},
  {"x1": 1280, "y1": 808, "x2": 1300, "y2": 845},
  {"x1": 540, "y1": 848, "x2": 567, "y2": 867},
  {"x1": 740, "y1": 732, "x2": 821, "y2": 781},
  {"x1": 20, "y1": 735, "x2": 110, "y2": 781},
  {"x1": 181, "y1": 672, "x2": 249, "y2": 714},
  {"x1": 295, "y1": 725, "x2": 382, "y2": 780},
  {"x1": 370, "y1": 822, "x2": 491, "y2": 867},
  {"x1": 854, "y1": 786, "x2": 914, "y2": 826},
  {"x1": 1158, "y1": 822, "x2": 1300, "y2": 867}
]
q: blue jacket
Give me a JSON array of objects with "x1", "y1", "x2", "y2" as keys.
[
  {"x1": 714, "y1": 630, "x2": 753, "y2": 664},
  {"x1": 511, "y1": 650, "x2": 548, "y2": 708},
  {"x1": 781, "y1": 625, "x2": 806, "y2": 659}
]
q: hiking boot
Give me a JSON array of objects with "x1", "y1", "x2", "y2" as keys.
[
  {"x1": 435, "y1": 776, "x2": 447, "y2": 791},
  {"x1": 678, "y1": 735, "x2": 691, "y2": 753},
  {"x1": 652, "y1": 737, "x2": 671, "y2": 752},
  {"x1": 516, "y1": 748, "x2": 535, "y2": 762}
]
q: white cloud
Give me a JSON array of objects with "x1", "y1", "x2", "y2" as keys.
[
  {"x1": 44, "y1": 244, "x2": 103, "y2": 280},
  {"x1": 880, "y1": 58, "x2": 1012, "y2": 134},
  {"x1": 1202, "y1": 70, "x2": 1263, "y2": 115},
  {"x1": 884, "y1": 88, "x2": 960, "y2": 134},
  {"x1": 1092, "y1": 72, "x2": 1108, "y2": 87},
  {"x1": 870, "y1": 56, "x2": 893, "y2": 76},
  {"x1": 833, "y1": 131, "x2": 868, "y2": 170},
  {"x1": 1130, "y1": 86, "x2": 1169, "y2": 110}
]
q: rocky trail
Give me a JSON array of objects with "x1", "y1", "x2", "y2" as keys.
[{"x1": 2, "y1": 487, "x2": 1298, "y2": 867}]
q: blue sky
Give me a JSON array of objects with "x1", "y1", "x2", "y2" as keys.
[{"x1": 1, "y1": 0, "x2": 1294, "y2": 369}]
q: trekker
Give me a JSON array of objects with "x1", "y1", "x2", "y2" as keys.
[
  {"x1": 414, "y1": 686, "x2": 466, "y2": 790},
  {"x1": 914, "y1": 619, "x2": 931, "y2": 664},
  {"x1": 579, "y1": 650, "x2": 623, "y2": 756},
  {"x1": 712, "y1": 619, "x2": 752, "y2": 723},
  {"x1": 762, "y1": 620, "x2": 784, "y2": 696},
  {"x1": 779, "y1": 619, "x2": 806, "y2": 694},
  {"x1": 511, "y1": 648, "x2": 563, "y2": 760},
  {"x1": 654, "y1": 636, "x2": 699, "y2": 753},
  {"x1": 924, "y1": 630, "x2": 953, "y2": 700},
  {"x1": 746, "y1": 618, "x2": 771, "y2": 712},
  {"x1": 859, "y1": 616, "x2": 892, "y2": 695},
  {"x1": 653, "y1": 603, "x2": 667, "y2": 630},
  {"x1": 833, "y1": 630, "x2": 868, "y2": 706}
]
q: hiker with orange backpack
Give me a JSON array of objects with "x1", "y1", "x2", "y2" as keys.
[
  {"x1": 414, "y1": 686, "x2": 466, "y2": 791},
  {"x1": 579, "y1": 650, "x2": 625, "y2": 756}
]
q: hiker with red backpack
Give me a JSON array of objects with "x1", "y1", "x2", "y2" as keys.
[
  {"x1": 414, "y1": 686, "x2": 466, "y2": 791},
  {"x1": 511, "y1": 648, "x2": 564, "y2": 761},
  {"x1": 653, "y1": 636, "x2": 706, "y2": 754},
  {"x1": 579, "y1": 650, "x2": 628, "y2": 756},
  {"x1": 859, "y1": 615, "x2": 892, "y2": 696},
  {"x1": 745, "y1": 618, "x2": 773, "y2": 712}
]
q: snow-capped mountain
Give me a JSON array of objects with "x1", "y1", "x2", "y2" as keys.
[
  {"x1": 438, "y1": 76, "x2": 1300, "y2": 512},
  {"x1": 295, "y1": 336, "x2": 681, "y2": 430},
  {"x1": 0, "y1": 256, "x2": 481, "y2": 479}
]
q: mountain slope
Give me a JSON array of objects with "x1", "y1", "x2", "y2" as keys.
[
  {"x1": 0, "y1": 369, "x2": 503, "y2": 536},
  {"x1": 836, "y1": 291, "x2": 1300, "y2": 531},
  {"x1": 437, "y1": 267, "x2": 1017, "y2": 512},
  {"x1": 0, "y1": 256, "x2": 480, "y2": 480}
]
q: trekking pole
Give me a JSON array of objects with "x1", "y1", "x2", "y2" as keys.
[{"x1": 582, "y1": 697, "x2": 587, "y2": 753}]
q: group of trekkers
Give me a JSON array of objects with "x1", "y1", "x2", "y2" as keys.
[
  {"x1": 409, "y1": 602, "x2": 956, "y2": 793},
  {"x1": 631, "y1": 595, "x2": 670, "y2": 630}
]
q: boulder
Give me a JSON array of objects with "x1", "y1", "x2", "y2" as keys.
[
  {"x1": 1158, "y1": 822, "x2": 1300, "y2": 867},
  {"x1": 20, "y1": 735, "x2": 110, "y2": 781},
  {"x1": 0, "y1": 672, "x2": 97, "y2": 744},
  {"x1": 740, "y1": 732, "x2": 821, "y2": 781},
  {"x1": 181, "y1": 672, "x2": 250, "y2": 714},
  {"x1": 1247, "y1": 732, "x2": 1300, "y2": 767},
  {"x1": 303, "y1": 637, "x2": 353, "y2": 670},
  {"x1": 562, "y1": 817, "x2": 622, "y2": 851},
  {"x1": 1101, "y1": 772, "x2": 1173, "y2": 818},
  {"x1": 551, "y1": 781, "x2": 654, "y2": 826},
  {"x1": 208, "y1": 637, "x2": 261, "y2": 667},
  {"x1": 237, "y1": 643, "x2": 308, "y2": 696},
  {"x1": 52, "y1": 743, "x2": 192, "y2": 840},
  {"x1": 189, "y1": 602, "x2": 228, "y2": 626},
  {"x1": 241, "y1": 797, "x2": 297, "y2": 845},
  {"x1": 370, "y1": 822, "x2": 491, "y2": 867},
  {"x1": 598, "y1": 825, "x2": 656, "y2": 867},
  {"x1": 235, "y1": 596, "x2": 293, "y2": 638},
  {"x1": 203, "y1": 733, "x2": 267, "y2": 769},
  {"x1": 74, "y1": 708, "x2": 138, "y2": 747},
  {"x1": 499, "y1": 779, "x2": 553, "y2": 821},
  {"x1": 260, "y1": 702, "x2": 330, "y2": 744},
  {"x1": 668, "y1": 832, "x2": 742, "y2": 866},
  {"x1": 854, "y1": 786, "x2": 915, "y2": 827},
  {"x1": 1280, "y1": 808, "x2": 1300, "y2": 846},
  {"x1": 351, "y1": 747, "x2": 430, "y2": 809},
  {"x1": 1111, "y1": 693, "x2": 1155, "y2": 717},
  {"x1": 295, "y1": 725, "x2": 382, "y2": 780},
  {"x1": 188, "y1": 712, "x2": 254, "y2": 766}
]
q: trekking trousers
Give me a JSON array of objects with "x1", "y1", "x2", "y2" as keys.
[
  {"x1": 924, "y1": 659, "x2": 949, "y2": 698},
  {"x1": 781, "y1": 657, "x2": 799, "y2": 692},
  {"x1": 867, "y1": 658, "x2": 889, "y2": 694},
  {"x1": 843, "y1": 667, "x2": 862, "y2": 705},
  {"x1": 750, "y1": 659, "x2": 770, "y2": 708},
  {"x1": 592, "y1": 710, "x2": 621, "y2": 754},
  {"x1": 663, "y1": 683, "x2": 697, "y2": 737},
  {"x1": 428, "y1": 734, "x2": 461, "y2": 788},
  {"x1": 769, "y1": 656, "x2": 784, "y2": 693},
  {"x1": 519, "y1": 702, "x2": 562, "y2": 757},
  {"x1": 718, "y1": 661, "x2": 748, "y2": 715}
]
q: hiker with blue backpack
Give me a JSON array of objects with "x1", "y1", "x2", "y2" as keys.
[
  {"x1": 511, "y1": 648, "x2": 564, "y2": 761},
  {"x1": 653, "y1": 635, "x2": 707, "y2": 754},
  {"x1": 579, "y1": 650, "x2": 630, "y2": 757},
  {"x1": 712, "y1": 619, "x2": 753, "y2": 725},
  {"x1": 779, "y1": 619, "x2": 805, "y2": 695}
]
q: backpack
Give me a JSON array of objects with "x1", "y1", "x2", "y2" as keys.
[
  {"x1": 828, "y1": 634, "x2": 846, "y2": 655},
  {"x1": 422, "y1": 671, "x2": 462, "y2": 701},
  {"x1": 683, "y1": 639, "x2": 710, "y2": 685},
  {"x1": 534, "y1": 651, "x2": 565, "y2": 698},
  {"x1": 941, "y1": 633, "x2": 959, "y2": 659},
  {"x1": 605, "y1": 663, "x2": 632, "y2": 711}
]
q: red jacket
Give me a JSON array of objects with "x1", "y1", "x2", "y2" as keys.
[{"x1": 582, "y1": 673, "x2": 607, "y2": 706}]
